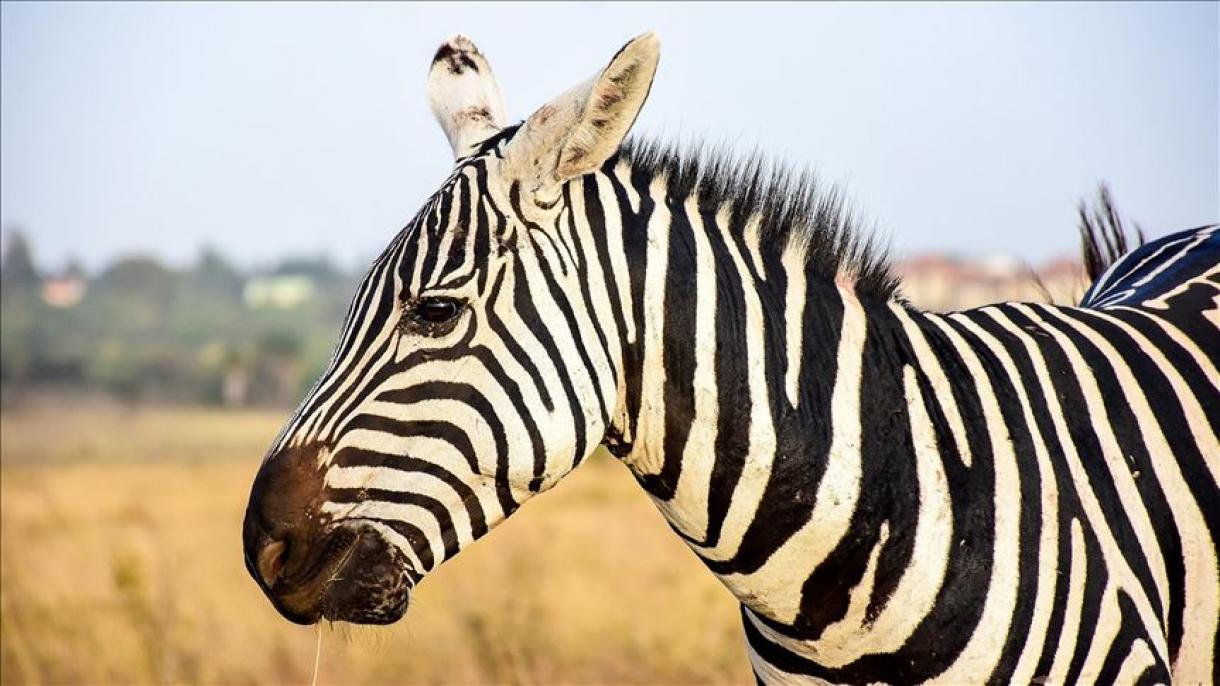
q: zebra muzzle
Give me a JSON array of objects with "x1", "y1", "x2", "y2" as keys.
[{"x1": 243, "y1": 444, "x2": 412, "y2": 625}]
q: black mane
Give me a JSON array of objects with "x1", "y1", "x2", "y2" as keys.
[{"x1": 616, "y1": 137, "x2": 900, "y2": 299}]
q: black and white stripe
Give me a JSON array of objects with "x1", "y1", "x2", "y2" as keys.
[{"x1": 249, "y1": 32, "x2": 1219, "y2": 683}]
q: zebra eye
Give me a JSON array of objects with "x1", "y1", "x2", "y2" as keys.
[{"x1": 411, "y1": 297, "x2": 463, "y2": 326}]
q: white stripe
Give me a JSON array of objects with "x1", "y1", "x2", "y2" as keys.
[
  {"x1": 325, "y1": 464, "x2": 476, "y2": 550},
  {"x1": 783, "y1": 243, "x2": 808, "y2": 408},
  {"x1": 925, "y1": 314, "x2": 1022, "y2": 683},
  {"x1": 1013, "y1": 304, "x2": 1173, "y2": 667},
  {"x1": 1131, "y1": 226, "x2": 1215, "y2": 288},
  {"x1": 891, "y1": 304, "x2": 972, "y2": 466},
  {"x1": 516, "y1": 216, "x2": 609, "y2": 467},
  {"x1": 1035, "y1": 304, "x2": 1217, "y2": 681},
  {"x1": 318, "y1": 339, "x2": 399, "y2": 443},
  {"x1": 741, "y1": 213, "x2": 768, "y2": 281},
  {"x1": 299, "y1": 260, "x2": 403, "y2": 444},
  {"x1": 408, "y1": 199, "x2": 442, "y2": 295},
  {"x1": 1090, "y1": 232, "x2": 1194, "y2": 302},
  {"x1": 626, "y1": 174, "x2": 672, "y2": 477},
  {"x1": 658, "y1": 195, "x2": 719, "y2": 540},
  {"x1": 1045, "y1": 518, "x2": 1087, "y2": 684},
  {"x1": 975, "y1": 307, "x2": 1066, "y2": 684},
  {"x1": 603, "y1": 167, "x2": 638, "y2": 346},
  {"x1": 1138, "y1": 262, "x2": 1220, "y2": 311},
  {"x1": 1113, "y1": 638, "x2": 1156, "y2": 685},
  {"x1": 765, "y1": 362, "x2": 955, "y2": 667},
  {"x1": 569, "y1": 176, "x2": 626, "y2": 395},
  {"x1": 858, "y1": 364, "x2": 954, "y2": 654},
  {"x1": 425, "y1": 170, "x2": 467, "y2": 288},
  {"x1": 1113, "y1": 303, "x2": 1220, "y2": 392},
  {"x1": 1076, "y1": 586, "x2": 1124, "y2": 681},
  {"x1": 1003, "y1": 305, "x2": 1170, "y2": 623},
  {"x1": 730, "y1": 309, "x2": 968, "y2": 669},
  {"x1": 743, "y1": 627, "x2": 817, "y2": 685},
  {"x1": 692, "y1": 204, "x2": 778, "y2": 560},
  {"x1": 717, "y1": 287, "x2": 865, "y2": 622}
]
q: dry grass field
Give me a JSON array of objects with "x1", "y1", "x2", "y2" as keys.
[{"x1": 0, "y1": 403, "x2": 751, "y2": 685}]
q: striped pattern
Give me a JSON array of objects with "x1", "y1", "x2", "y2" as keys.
[{"x1": 263, "y1": 123, "x2": 1218, "y2": 682}]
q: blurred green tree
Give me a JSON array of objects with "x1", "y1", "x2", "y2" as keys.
[
  {"x1": 1, "y1": 228, "x2": 41, "y2": 293},
  {"x1": 0, "y1": 233, "x2": 355, "y2": 407}
]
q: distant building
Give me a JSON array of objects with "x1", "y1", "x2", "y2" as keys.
[
  {"x1": 895, "y1": 253, "x2": 1087, "y2": 311},
  {"x1": 41, "y1": 273, "x2": 88, "y2": 308},
  {"x1": 243, "y1": 274, "x2": 315, "y2": 309}
]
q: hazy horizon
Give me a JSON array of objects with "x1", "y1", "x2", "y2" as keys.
[{"x1": 3, "y1": 2, "x2": 1217, "y2": 273}]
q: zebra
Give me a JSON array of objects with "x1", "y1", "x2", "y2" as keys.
[{"x1": 242, "y1": 32, "x2": 1219, "y2": 684}]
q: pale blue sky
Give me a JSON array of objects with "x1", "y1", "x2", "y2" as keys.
[{"x1": 2, "y1": 2, "x2": 1217, "y2": 271}]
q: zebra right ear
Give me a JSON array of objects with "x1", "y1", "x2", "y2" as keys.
[
  {"x1": 428, "y1": 34, "x2": 508, "y2": 160},
  {"x1": 504, "y1": 32, "x2": 660, "y2": 197}
]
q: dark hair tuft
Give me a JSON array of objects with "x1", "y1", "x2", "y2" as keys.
[
  {"x1": 1078, "y1": 183, "x2": 1145, "y2": 282},
  {"x1": 615, "y1": 137, "x2": 900, "y2": 299}
]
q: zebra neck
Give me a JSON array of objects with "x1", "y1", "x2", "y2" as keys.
[{"x1": 599, "y1": 176, "x2": 937, "y2": 633}]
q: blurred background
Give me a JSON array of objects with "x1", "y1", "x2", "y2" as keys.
[{"x1": 1, "y1": 2, "x2": 1216, "y2": 684}]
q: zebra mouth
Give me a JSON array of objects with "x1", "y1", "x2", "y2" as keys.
[{"x1": 259, "y1": 521, "x2": 413, "y2": 625}]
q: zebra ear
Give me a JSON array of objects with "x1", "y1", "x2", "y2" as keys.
[
  {"x1": 506, "y1": 32, "x2": 660, "y2": 194},
  {"x1": 428, "y1": 34, "x2": 508, "y2": 159}
]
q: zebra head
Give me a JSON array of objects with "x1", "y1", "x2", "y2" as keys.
[{"x1": 243, "y1": 32, "x2": 660, "y2": 625}]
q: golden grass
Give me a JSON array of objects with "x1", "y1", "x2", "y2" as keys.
[{"x1": 0, "y1": 405, "x2": 751, "y2": 684}]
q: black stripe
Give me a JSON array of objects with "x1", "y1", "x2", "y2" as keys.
[
  {"x1": 334, "y1": 446, "x2": 488, "y2": 538},
  {"x1": 564, "y1": 180, "x2": 618, "y2": 394},
  {"x1": 1063, "y1": 522, "x2": 1108, "y2": 684},
  {"x1": 483, "y1": 266, "x2": 555, "y2": 412},
  {"x1": 328, "y1": 487, "x2": 460, "y2": 561},
  {"x1": 377, "y1": 381, "x2": 518, "y2": 517},
  {"x1": 698, "y1": 198, "x2": 752, "y2": 547},
  {"x1": 509, "y1": 256, "x2": 585, "y2": 486},
  {"x1": 638, "y1": 194, "x2": 696, "y2": 499}
]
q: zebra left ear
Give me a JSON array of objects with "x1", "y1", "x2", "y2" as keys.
[
  {"x1": 428, "y1": 34, "x2": 508, "y2": 159},
  {"x1": 506, "y1": 32, "x2": 660, "y2": 195}
]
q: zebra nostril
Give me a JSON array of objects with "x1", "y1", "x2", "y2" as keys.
[{"x1": 257, "y1": 539, "x2": 287, "y2": 587}]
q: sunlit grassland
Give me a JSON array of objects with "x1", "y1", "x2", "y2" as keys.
[{"x1": 0, "y1": 404, "x2": 750, "y2": 684}]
